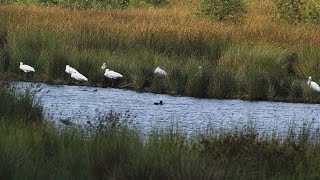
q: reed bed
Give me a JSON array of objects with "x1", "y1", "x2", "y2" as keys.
[
  {"x1": 1, "y1": 1, "x2": 320, "y2": 49},
  {"x1": 1, "y1": 1, "x2": 320, "y2": 102}
]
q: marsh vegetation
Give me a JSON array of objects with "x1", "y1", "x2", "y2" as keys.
[
  {"x1": 2, "y1": 1, "x2": 320, "y2": 178},
  {"x1": 1, "y1": 0, "x2": 320, "y2": 102}
]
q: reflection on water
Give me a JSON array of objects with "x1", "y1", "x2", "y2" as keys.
[{"x1": 13, "y1": 82, "x2": 320, "y2": 134}]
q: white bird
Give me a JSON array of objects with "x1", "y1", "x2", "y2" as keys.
[
  {"x1": 101, "y1": 63, "x2": 123, "y2": 86},
  {"x1": 307, "y1": 76, "x2": 320, "y2": 92},
  {"x1": 154, "y1": 67, "x2": 167, "y2": 77},
  {"x1": 101, "y1": 63, "x2": 107, "y2": 70},
  {"x1": 65, "y1": 65, "x2": 79, "y2": 75},
  {"x1": 71, "y1": 72, "x2": 88, "y2": 82},
  {"x1": 19, "y1": 62, "x2": 35, "y2": 73},
  {"x1": 101, "y1": 63, "x2": 123, "y2": 79},
  {"x1": 104, "y1": 69, "x2": 123, "y2": 79}
]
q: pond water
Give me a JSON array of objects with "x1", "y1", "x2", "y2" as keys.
[{"x1": 13, "y1": 82, "x2": 320, "y2": 135}]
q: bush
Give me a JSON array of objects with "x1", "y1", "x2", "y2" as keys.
[
  {"x1": 273, "y1": 0, "x2": 305, "y2": 23},
  {"x1": 274, "y1": 0, "x2": 320, "y2": 24},
  {"x1": 200, "y1": 0, "x2": 247, "y2": 22},
  {"x1": 306, "y1": 0, "x2": 320, "y2": 24},
  {"x1": 39, "y1": 0, "x2": 130, "y2": 9},
  {"x1": 143, "y1": 0, "x2": 169, "y2": 6},
  {"x1": 103, "y1": 0, "x2": 130, "y2": 9}
]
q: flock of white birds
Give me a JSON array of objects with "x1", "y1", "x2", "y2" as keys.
[
  {"x1": 19, "y1": 61, "x2": 167, "y2": 82},
  {"x1": 18, "y1": 61, "x2": 320, "y2": 92}
]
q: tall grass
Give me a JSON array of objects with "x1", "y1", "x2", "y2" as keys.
[
  {"x1": 2, "y1": 28, "x2": 320, "y2": 102},
  {"x1": 2, "y1": 113, "x2": 320, "y2": 178},
  {"x1": 0, "y1": 86, "x2": 43, "y2": 122},
  {"x1": 1, "y1": 2, "x2": 320, "y2": 49},
  {"x1": 1, "y1": 2, "x2": 320, "y2": 102}
]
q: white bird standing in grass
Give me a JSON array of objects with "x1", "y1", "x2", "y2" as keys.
[
  {"x1": 71, "y1": 71, "x2": 88, "y2": 82},
  {"x1": 19, "y1": 62, "x2": 35, "y2": 73},
  {"x1": 104, "y1": 69, "x2": 123, "y2": 79},
  {"x1": 307, "y1": 76, "x2": 320, "y2": 92},
  {"x1": 101, "y1": 63, "x2": 123, "y2": 86},
  {"x1": 154, "y1": 67, "x2": 167, "y2": 77},
  {"x1": 65, "y1": 65, "x2": 79, "y2": 75},
  {"x1": 101, "y1": 63, "x2": 123, "y2": 79}
]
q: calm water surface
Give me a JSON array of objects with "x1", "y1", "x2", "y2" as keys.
[{"x1": 13, "y1": 82, "x2": 320, "y2": 135}]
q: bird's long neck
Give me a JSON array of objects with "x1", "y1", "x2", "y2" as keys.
[{"x1": 307, "y1": 79, "x2": 311, "y2": 86}]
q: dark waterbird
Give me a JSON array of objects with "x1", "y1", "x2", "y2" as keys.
[{"x1": 154, "y1": 100, "x2": 164, "y2": 105}]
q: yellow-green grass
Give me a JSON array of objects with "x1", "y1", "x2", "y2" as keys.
[
  {"x1": 1, "y1": 1, "x2": 320, "y2": 102},
  {"x1": 1, "y1": 1, "x2": 320, "y2": 49}
]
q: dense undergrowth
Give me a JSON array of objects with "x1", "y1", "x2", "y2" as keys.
[{"x1": 2, "y1": 85, "x2": 320, "y2": 179}]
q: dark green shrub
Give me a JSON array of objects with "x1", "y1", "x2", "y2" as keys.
[
  {"x1": 200, "y1": 0, "x2": 247, "y2": 22},
  {"x1": 274, "y1": 0, "x2": 320, "y2": 24},
  {"x1": 103, "y1": 0, "x2": 130, "y2": 9},
  {"x1": 44, "y1": 0, "x2": 130, "y2": 10},
  {"x1": 143, "y1": 0, "x2": 169, "y2": 6},
  {"x1": 0, "y1": 0, "x2": 27, "y2": 4},
  {"x1": 273, "y1": 0, "x2": 306, "y2": 23},
  {"x1": 306, "y1": 0, "x2": 320, "y2": 24}
]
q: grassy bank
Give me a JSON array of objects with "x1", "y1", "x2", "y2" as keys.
[
  {"x1": 1, "y1": 1, "x2": 320, "y2": 102},
  {"x1": 2, "y1": 86, "x2": 320, "y2": 179},
  {"x1": 4, "y1": 120, "x2": 320, "y2": 179}
]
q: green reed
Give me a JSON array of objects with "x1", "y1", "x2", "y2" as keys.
[{"x1": 1, "y1": 28, "x2": 320, "y2": 103}]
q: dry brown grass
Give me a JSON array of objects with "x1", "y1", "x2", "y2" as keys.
[{"x1": 1, "y1": 1, "x2": 320, "y2": 50}]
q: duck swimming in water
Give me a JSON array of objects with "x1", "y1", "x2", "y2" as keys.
[{"x1": 154, "y1": 101, "x2": 164, "y2": 105}]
